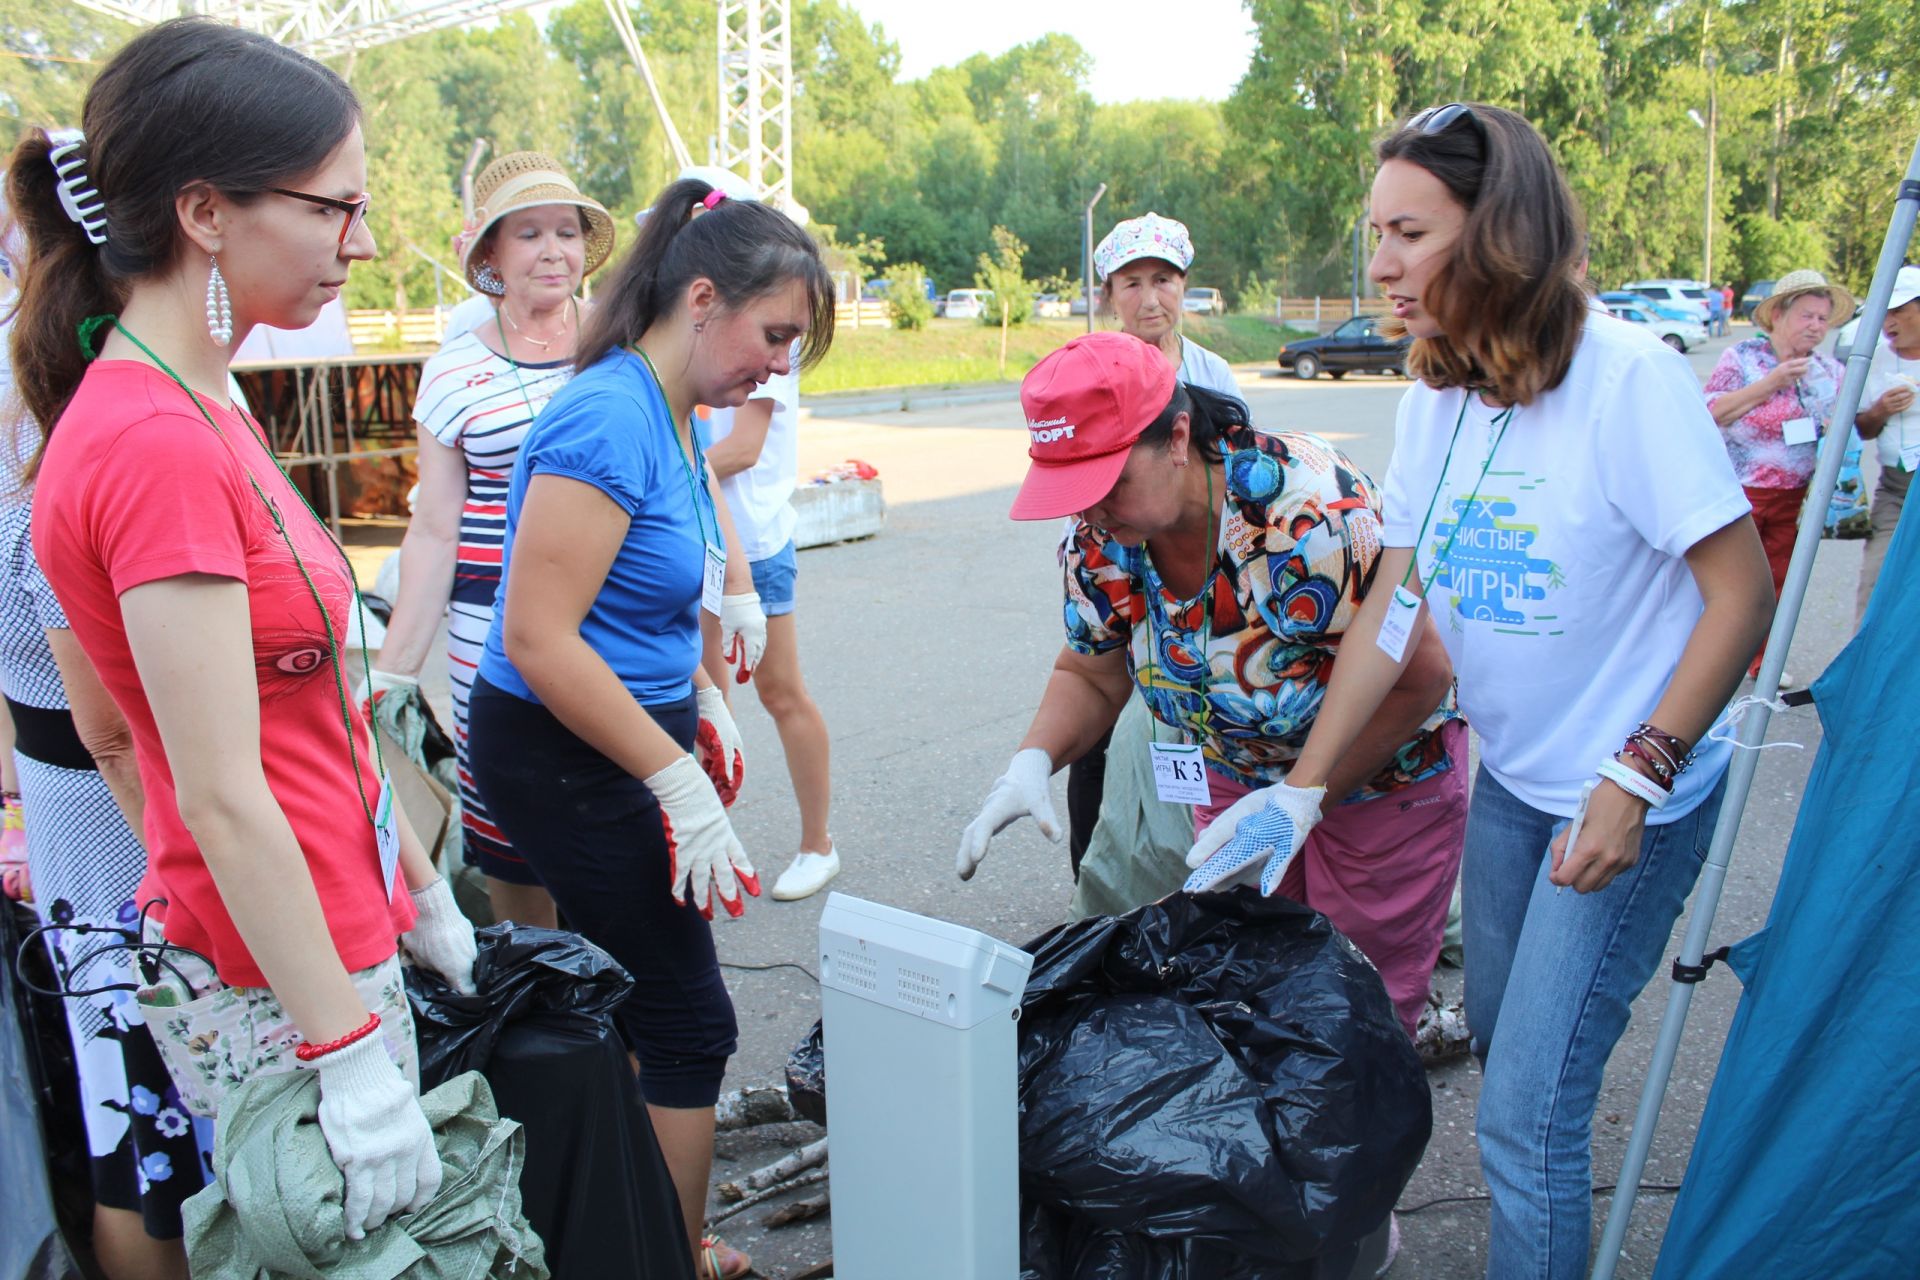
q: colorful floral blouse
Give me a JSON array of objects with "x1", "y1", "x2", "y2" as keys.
[
  {"x1": 1064, "y1": 425, "x2": 1454, "y2": 800},
  {"x1": 1704, "y1": 337, "x2": 1843, "y2": 489}
]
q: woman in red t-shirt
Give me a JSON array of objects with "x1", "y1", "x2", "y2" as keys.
[{"x1": 9, "y1": 18, "x2": 476, "y2": 1242}]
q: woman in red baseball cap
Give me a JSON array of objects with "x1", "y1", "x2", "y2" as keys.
[{"x1": 955, "y1": 329, "x2": 1468, "y2": 1040}]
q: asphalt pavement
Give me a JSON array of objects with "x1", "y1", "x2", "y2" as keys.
[{"x1": 366, "y1": 327, "x2": 1858, "y2": 1278}]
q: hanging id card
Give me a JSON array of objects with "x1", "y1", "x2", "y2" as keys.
[
  {"x1": 374, "y1": 769, "x2": 401, "y2": 900},
  {"x1": 1149, "y1": 742, "x2": 1212, "y2": 806},
  {"x1": 1781, "y1": 417, "x2": 1818, "y2": 446},
  {"x1": 1900, "y1": 440, "x2": 1920, "y2": 473},
  {"x1": 1375, "y1": 585, "x2": 1424, "y2": 662},
  {"x1": 702, "y1": 545, "x2": 726, "y2": 616}
]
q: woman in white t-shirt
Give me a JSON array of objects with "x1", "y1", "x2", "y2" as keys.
[
  {"x1": 1268, "y1": 105, "x2": 1773, "y2": 1278},
  {"x1": 370, "y1": 152, "x2": 615, "y2": 928},
  {"x1": 1852, "y1": 264, "x2": 1920, "y2": 623}
]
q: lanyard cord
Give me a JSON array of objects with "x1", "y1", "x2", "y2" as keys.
[
  {"x1": 1142, "y1": 456, "x2": 1216, "y2": 749},
  {"x1": 1402, "y1": 390, "x2": 1517, "y2": 593},
  {"x1": 495, "y1": 297, "x2": 577, "y2": 417},
  {"x1": 99, "y1": 319, "x2": 385, "y2": 826},
  {"x1": 631, "y1": 345, "x2": 719, "y2": 547}
]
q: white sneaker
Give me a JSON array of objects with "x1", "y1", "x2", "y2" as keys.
[
  {"x1": 771, "y1": 846, "x2": 841, "y2": 901},
  {"x1": 1778, "y1": 670, "x2": 1795, "y2": 691}
]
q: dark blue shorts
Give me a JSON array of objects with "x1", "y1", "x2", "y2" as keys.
[{"x1": 466, "y1": 676, "x2": 737, "y2": 1108}]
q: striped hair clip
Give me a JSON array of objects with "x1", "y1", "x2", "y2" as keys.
[{"x1": 47, "y1": 129, "x2": 109, "y2": 247}]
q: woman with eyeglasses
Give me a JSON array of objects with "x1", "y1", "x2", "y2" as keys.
[
  {"x1": 1278, "y1": 103, "x2": 1772, "y2": 1278},
  {"x1": 10, "y1": 17, "x2": 477, "y2": 1243},
  {"x1": 369, "y1": 152, "x2": 617, "y2": 930}
]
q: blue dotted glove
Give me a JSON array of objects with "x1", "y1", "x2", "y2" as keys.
[{"x1": 1183, "y1": 779, "x2": 1326, "y2": 895}]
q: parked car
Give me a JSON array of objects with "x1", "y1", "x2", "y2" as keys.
[
  {"x1": 1069, "y1": 291, "x2": 1091, "y2": 316},
  {"x1": 1618, "y1": 279, "x2": 1713, "y2": 322},
  {"x1": 1606, "y1": 302, "x2": 1708, "y2": 351},
  {"x1": 1598, "y1": 291, "x2": 1702, "y2": 323},
  {"x1": 1275, "y1": 315, "x2": 1411, "y2": 380},
  {"x1": 1739, "y1": 279, "x2": 1776, "y2": 321},
  {"x1": 943, "y1": 288, "x2": 993, "y2": 320},
  {"x1": 1182, "y1": 287, "x2": 1225, "y2": 315},
  {"x1": 1032, "y1": 293, "x2": 1070, "y2": 319}
]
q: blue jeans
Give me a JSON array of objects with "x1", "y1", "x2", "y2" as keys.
[{"x1": 1463, "y1": 765, "x2": 1726, "y2": 1279}]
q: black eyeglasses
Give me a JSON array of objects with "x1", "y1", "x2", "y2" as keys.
[
  {"x1": 268, "y1": 187, "x2": 371, "y2": 247},
  {"x1": 1407, "y1": 102, "x2": 1485, "y2": 141}
]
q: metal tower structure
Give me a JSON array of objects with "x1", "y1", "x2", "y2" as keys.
[
  {"x1": 715, "y1": 0, "x2": 792, "y2": 211},
  {"x1": 67, "y1": 0, "x2": 547, "y2": 59}
]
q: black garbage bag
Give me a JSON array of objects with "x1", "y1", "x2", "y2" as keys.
[
  {"x1": 1016, "y1": 891, "x2": 1429, "y2": 1277},
  {"x1": 784, "y1": 1020, "x2": 827, "y2": 1126},
  {"x1": 408, "y1": 923, "x2": 694, "y2": 1280},
  {"x1": 785, "y1": 890, "x2": 1429, "y2": 1280}
]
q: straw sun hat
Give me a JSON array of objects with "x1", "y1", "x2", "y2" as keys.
[
  {"x1": 1753, "y1": 268, "x2": 1856, "y2": 333},
  {"x1": 460, "y1": 151, "x2": 615, "y2": 293}
]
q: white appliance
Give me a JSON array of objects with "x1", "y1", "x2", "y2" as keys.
[{"x1": 818, "y1": 893, "x2": 1033, "y2": 1279}]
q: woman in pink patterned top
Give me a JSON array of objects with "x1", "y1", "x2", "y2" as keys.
[{"x1": 1703, "y1": 268, "x2": 1850, "y2": 681}]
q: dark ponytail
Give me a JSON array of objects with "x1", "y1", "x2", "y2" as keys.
[
  {"x1": 5, "y1": 17, "x2": 359, "y2": 435},
  {"x1": 578, "y1": 179, "x2": 836, "y2": 372},
  {"x1": 1135, "y1": 382, "x2": 1247, "y2": 464}
]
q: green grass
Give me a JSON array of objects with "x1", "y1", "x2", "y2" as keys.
[{"x1": 804, "y1": 314, "x2": 1309, "y2": 394}]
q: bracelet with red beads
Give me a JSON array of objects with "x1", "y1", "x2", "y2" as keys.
[{"x1": 294, "y1": 1012, "x2": 382, "y2": 1063}]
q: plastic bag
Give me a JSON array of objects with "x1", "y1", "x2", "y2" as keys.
[
  {"x1": 408, "y1": 922, "x2": 631, "y2": 1087},
  {"x1": 1017, "y1": 891, "x2": 1429, "y2": 1277},
  {"x1": 786, "y1": 891, "x2": 1430, "y2": 1279},
  {"x1": 786, "y1": 1020, "x2": 827, "y2": 1126},
  {"x1": 407, "y1": 923, "x2": 695, "y2": 1280}
]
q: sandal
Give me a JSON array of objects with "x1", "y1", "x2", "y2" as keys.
[{"x1": 699, "y1": 1235, "x2": 753, "y2": 1280}]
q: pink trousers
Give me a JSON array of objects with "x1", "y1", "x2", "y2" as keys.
[{"x1": 1194, "y1": 720, "x2": 1469, "y2": 1036}]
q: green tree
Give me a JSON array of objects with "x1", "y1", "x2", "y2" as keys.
[
  {"x1": 976, "y1": 224, "x2": 1034, "y2": 373},
  {"x1": 881, "y1": 262, "x2": 933, "y2": 330}
]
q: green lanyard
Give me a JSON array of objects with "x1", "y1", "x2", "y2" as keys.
[
  {"x1": 1140, "y1": 457, "x2": 1217, "y2": 749},
  {"x1": 494, "y1": 298, "x2": 575, "y2": 420},
  {"x1": 630, "y1": 345, "x2": 719, "y2": 548},
  {"x1": 89, "y1": 317, "x2": 386, "y2": 827},
  {"x1": 1402, "y1": 390, "x2": 1517, "y2": 592}
]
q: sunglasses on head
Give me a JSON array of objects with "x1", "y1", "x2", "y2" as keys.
[
  {"x1": 268, "y1": 186, "x2": 371, "y2": 248},
  {"x1": 1407, "y1": 102, "x2": 1485, "y2": 141}
]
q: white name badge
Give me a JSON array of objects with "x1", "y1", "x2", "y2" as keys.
[
  {"x1": 702, "y1": 545, "x2": 726, "y2": 616},
  {"x1": 1782, "y1": 416, "x2": 1818, "y2": 446},
  {"x1": 1375, "y1": 584, "x2": 1423, "y2": 662},
  {"x1": 374, "y1": 770, "x2": 400, "y2": 899},
  {"x1": 1149, "y1": 742, "x2": 1212, "y2": 806},
  {"x1": 1901, "y1": 440, "x2": 1920, "y2": 473}
]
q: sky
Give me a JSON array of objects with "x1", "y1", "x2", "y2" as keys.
[{"x1": 840, "y1": 0, "x2": 1261, "y2": 104}]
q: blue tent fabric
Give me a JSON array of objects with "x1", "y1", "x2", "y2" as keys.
[{"x1": 1653, "y1": 488, "x2": 1920, "y2": 1279}]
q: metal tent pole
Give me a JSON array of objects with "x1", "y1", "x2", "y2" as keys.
[{"x1": 1591, "y1": 132, "x2": 1920, "y2": 1280}]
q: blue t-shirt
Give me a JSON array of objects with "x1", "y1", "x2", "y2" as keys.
[{"x1": 479, "y1": 347, "x2": 715, "y2": 706}]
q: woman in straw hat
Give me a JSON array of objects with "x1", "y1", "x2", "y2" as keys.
[
  {"x1": 1703, "y1": 267, "x2": 1852, "y2": 684},
  {"x1": 370, "y1": 152, "x2": 614, "y2": 927}
]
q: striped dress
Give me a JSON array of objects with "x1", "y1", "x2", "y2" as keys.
[{"x1": 412, "y1": 331, "x2": 572, "y2": 883}]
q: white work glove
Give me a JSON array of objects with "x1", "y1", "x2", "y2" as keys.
[
  {"x1": 1183, "y1": 779, "x2": 1327, "y2": 896},
  {"x1": 645, "y1": 754, "x2": 760, "y2": 920},
  {"x1": 362, "y1": 668, "x2": 418, "y2": 705},
  {"x1": 720, "y1": 592, "x2": 767, "y2": 683},
  {"x1": 955, "y1": 748, "x2": 1058, "y2": 882},
  {"x1": 695, "y1": 685, "x2": 746, "y2": 807},
  {"x1": 312, "y1": 1031, "x2": 442, "y2": 1240},
  {"x1": 400, "y1": 877, "x2": 477, "y2": 996}
]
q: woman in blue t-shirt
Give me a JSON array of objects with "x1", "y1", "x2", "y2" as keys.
[{"x1": 467, "y1": 176, "x2": 834, "y2": 1280}]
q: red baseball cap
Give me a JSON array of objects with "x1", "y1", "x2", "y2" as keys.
[{"x1": 1010, "y1": 333, "x2": 1177, "y2": 520}]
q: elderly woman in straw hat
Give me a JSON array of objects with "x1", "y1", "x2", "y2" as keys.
[
  {"x1": 1703, "y1": 267, "x2": 1852, "y2": 685},
  {"x1": 371, "y1": 151, "x2": 614, "y2": 926}
]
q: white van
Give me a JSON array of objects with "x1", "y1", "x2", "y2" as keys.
[{"x1": 944, "y1": 289, "x2": 994, "y2": 320}]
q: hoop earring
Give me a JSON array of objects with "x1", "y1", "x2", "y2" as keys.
[
  {"x1": 474, "y1": 264, "x2": 505, "y2": 296},
  {"x1": 206, "y1": 255, "x2": 233, "y2": 347}
]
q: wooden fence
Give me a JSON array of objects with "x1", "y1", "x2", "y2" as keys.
[{"x1": 1273, "y1": 296, "x2": 1395, "y2": 329}]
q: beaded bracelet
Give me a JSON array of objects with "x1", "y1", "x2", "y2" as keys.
[
  {"x1": 1619, "y1": 739, "x2": 1674, "y2": 789},
  {"x1": 294, "y1": 1011, "x2": 382, "y2": 1063},
  {"x1": 1632, "y1": 723, "x2": 1694, "y2": 773},
  {"x1": 1598, "y1": 758, "x2": 1669, "y2": 810}
]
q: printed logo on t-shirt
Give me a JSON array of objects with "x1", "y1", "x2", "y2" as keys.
[{"x1": 1429, "y1": 483, "x2": 1566, "y2": 635}]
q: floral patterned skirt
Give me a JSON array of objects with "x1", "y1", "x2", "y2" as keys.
[{"x1": 135, "y1": 919, "x2": 417, "y2": 1120}]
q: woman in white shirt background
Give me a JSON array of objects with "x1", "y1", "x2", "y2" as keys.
[{"x1": 1852, "y1": 263, "x2": 1920, "y2": 624}]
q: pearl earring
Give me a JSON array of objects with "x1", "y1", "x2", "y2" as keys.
[{"x1": 206, "y1": 255, "x2": 232, "y2": 347}]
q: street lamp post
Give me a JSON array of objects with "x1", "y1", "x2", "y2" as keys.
[
  {"x1": 1688, "y1": 55, "x2": 1719, "y2": 290},
  {"x1": 1083, "y1": 182, "x2": 1108, "y2": 334}
]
